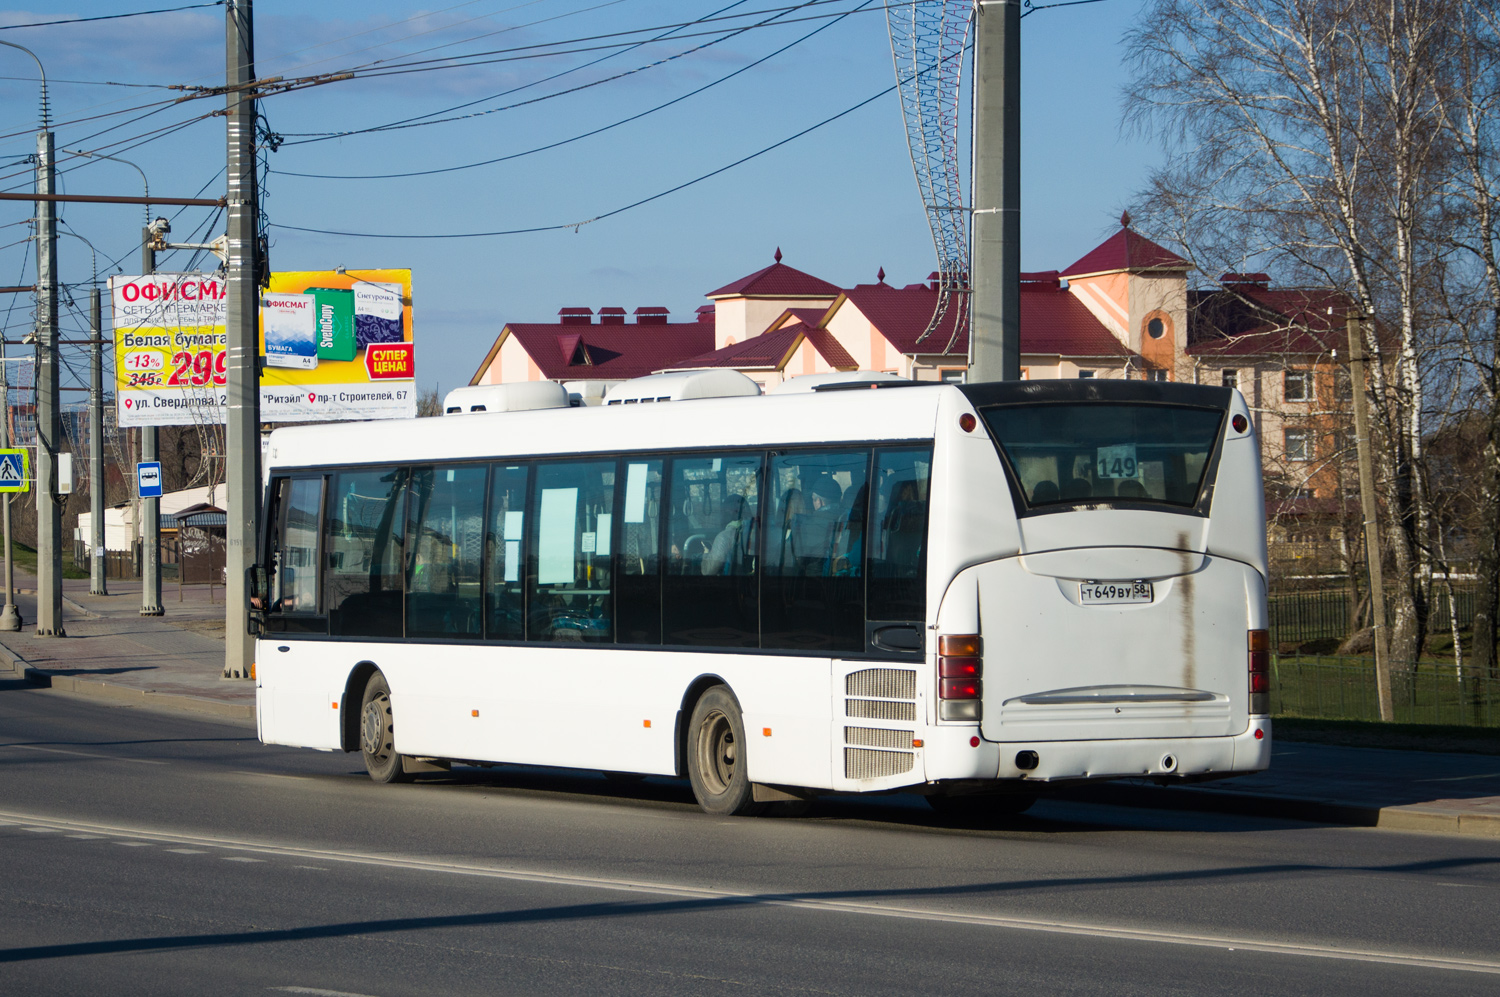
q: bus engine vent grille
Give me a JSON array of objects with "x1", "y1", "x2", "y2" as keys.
[
  {"x1": 845, "y1": 699, "x2": 916, "y2": 722},
  {"x1": 845, "y1": 747, "x2": 915, "y2": 780},
  {"x1": 846, "y1": 668, "x2": 917, "y2": 699},
  {"x1": 845, "y1": 726, "x2": 914, "y2": 750}
]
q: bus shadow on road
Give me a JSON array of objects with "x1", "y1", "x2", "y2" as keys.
[{"x1": 407, "y1": 762, "x2": 1305, "y2": 836}]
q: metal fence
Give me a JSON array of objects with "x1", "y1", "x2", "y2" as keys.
[
  {"x1": 1271, "y1": 655, "x2": 1500, "y2": 726},
  {"x1": 1269, "y1": 586, "x2": 1479, "y2": 646}
]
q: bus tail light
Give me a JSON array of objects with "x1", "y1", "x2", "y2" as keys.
[
  {"x1": 1248, "y1": 629, "x2": 1270, "y2": 714},
  {"x1": 939, "y1": 635, "x2": 982, "y2": 721}
]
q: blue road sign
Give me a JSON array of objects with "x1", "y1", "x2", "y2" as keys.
[
  {"x1": 137, "y1": 461, "x2": 163, "y2": 499},
  {"x1": 0, "y1": 448, "x2": 28, "y2": 493}
]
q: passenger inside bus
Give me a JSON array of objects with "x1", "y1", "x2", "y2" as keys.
[{"x1": 701, "y1": 494, "x2": 751, "y2": 575}]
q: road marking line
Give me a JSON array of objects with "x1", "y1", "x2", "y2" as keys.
[
  {"x1": 66, "y1": 834, "x2": 104, "y2": 839},
  {"x1": 3, "y1": 808, "x2": 1498, "y2": 976},
  {"x1": 0, "y1": 743, "x2": 166, "y2": 765},
  {"x1": 224, "y1": 856, "x2": 264, "y2": 863},
  {"x1": 270, "y1": 987, "x2": 385, "y2": 996},
  {"x1": 114, "y1": 841, "x2": 151, "y2": 847},
  {"x1": 166, "y1": 848, "x2": 207, "y2": 854}
]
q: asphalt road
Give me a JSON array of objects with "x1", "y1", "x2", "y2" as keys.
[{"x1": 2, "y1": 678, "x2": 1499, "y2": 997}]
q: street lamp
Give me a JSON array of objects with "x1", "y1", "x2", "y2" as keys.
[{"x1": 0, "y1": 38, "x2": 50, "y2": 633}]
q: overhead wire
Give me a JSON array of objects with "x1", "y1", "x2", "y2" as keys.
[
  {"x1": 271, "y1": 79, "x2": 900, "y2": 239},
  {"x1": 0, "y1": 2, "x2": 223, "y2": 33},
  {"x1": 284, "y1": 0, "x2": 755, "y2": 144},
  {"x1": 275, "y1": 0, "x2": 875, "y2": 179}
]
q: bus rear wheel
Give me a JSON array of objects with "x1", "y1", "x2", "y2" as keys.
[
  {"x1": 360, "y1": 672, "x2": 411, "y2": 784},
  {"x1": 687, "y1": 686, "x2": 765, "y2": 817}
]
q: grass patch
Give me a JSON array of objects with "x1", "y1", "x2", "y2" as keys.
[
  {"x1": 1274, "y1": 717, "x2": 1500, "y2": 755},
  {"x1": 7, "y1": 541, "x2": 91, "y2": 580}
]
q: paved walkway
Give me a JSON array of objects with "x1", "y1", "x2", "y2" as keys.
[{"x1": 0, "y1": 569, "x2": 1495, "y2": 837}]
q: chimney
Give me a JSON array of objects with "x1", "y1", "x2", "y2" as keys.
[
  {"x1": 598, "y1": 307, "x2": 626, "y2": 325},
  {"x1": 558, "y1": 307, "x2": 593, "y2": 325},
  {"x1": 696, "y1": 304, "x2": 715, "y2": 324},
  {"x1": 635, "y1": 306, "x2": 670, "y2": 326}
]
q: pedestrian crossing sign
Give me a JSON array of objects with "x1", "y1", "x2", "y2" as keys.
[{"x1": 0, "y1": 448, "x2": 28, "y2": 493}]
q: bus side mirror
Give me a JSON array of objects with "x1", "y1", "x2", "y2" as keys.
[{"x1": 247, "y1": 564, "x2": 268, "y2": 636}]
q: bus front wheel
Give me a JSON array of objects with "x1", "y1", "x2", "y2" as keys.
[
  {"x1": 687, "y1": 686, "x2": 765, "y2": 817},
  {"x1": 360, "y1": 672, "x2": 411, "y2": 784}
]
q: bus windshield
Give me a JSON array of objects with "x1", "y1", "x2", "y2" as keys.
[{"x1": 981, "y1": 402, "x2": 1223, "y2": 510}]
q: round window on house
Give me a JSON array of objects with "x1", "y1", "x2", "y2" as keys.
[{"x1": 1147, "y1": 317, "x2": 1166, "y2": 339}]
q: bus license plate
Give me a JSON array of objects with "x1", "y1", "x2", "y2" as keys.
[{"x1": 1080, "y1": 581, "x2": 1153, "y2": 605}]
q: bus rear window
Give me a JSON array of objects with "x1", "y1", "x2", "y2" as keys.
[{"x1": 981, "y1": 403, "x2": 1223, "y2": 510}]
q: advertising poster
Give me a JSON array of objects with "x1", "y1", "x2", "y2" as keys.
[
  {"x1": 260, "y1": 269, "x2": 416, "y2": 422},
  {"x1": 110, "y1": 273, "x2": 228, "y2": 428},
  {"x1": 111, "y1": 270, "x2": 417, "y2": 427}
]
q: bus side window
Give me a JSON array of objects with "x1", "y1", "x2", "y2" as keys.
[
  {"x1": 324, "y1": 468, "x2": 406, "y2": 639},
  {"x1": 268, "y1": 475, "x2": 325, "y2": 631},
  {"x1": 663, "y1": 453, "x2": 761, "y2": 648},
  {"x1": 527, "y1": 460, "x2": 615, "y2": 643},
  {"x1": 762, "y1": 450, "x2": 869, "y2": 653},
  {"x1": 406, "y1": 464, "x2": 487, "y2": 640},
  {"x1": 868, "y1": 448, "x2": 932, "y2": 623},
  {"x1": 484, "y1": 464, "x2": 529, "y2": 641},
  {"x1": 616, "y1": 459, "x2": 663, "y2": 645}
]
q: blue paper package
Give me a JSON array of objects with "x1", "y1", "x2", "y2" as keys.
[
  {"x1": 261, "y1": 293, "x2": 318, "y2": 369},
  {"x1": 353, "y1": 281, "x2": 403, "y2": 349}
]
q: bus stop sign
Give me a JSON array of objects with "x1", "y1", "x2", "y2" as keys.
[{"x1": 137, "y1": 461, "x2": 163, "y2": 499}]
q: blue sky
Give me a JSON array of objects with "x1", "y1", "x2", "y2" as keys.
[{"x1": 0, "y1": 0, "x2": 1160, "y2": 397}]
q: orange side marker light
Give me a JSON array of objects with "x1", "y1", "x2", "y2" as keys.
[
  {"x1": 762, "y1": 727, "x2": 772, "y2": 737},
  {"x1": 643, "y1": 719, "x2": 652, "y2": 728},
  {"x1": 472, "y1": 709, "x2": 480, "y2": 717}
]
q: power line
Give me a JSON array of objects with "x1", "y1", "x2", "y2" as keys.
[
  {"x1": 0, "y1": 2, "x2": 223, "y2": 32},
  {"x1": 283, "y1": 0, "x2": 890, "y2": 94},
  {"x1": 270, "y1": 80, "x2": 898, "y2": 240},
  {"x1": 282, "y1": 0, "x2": 754, "y2": 145},
  {"x1": 275, "y1": 0, "x2": 874, "y2": 179},
  {"x1": 1021, "y1": 0, "x2": 1111, "y2": 16}
]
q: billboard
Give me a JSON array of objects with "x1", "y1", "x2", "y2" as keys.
[
  {"x1": 111, "y1": 273, "x2": 228, "y2": 428},
  {"x1": 111, "y1": 270, "x2": 416, "y2": 428},
  {"x1": 260, "y1": 269, "x2": 416, "y2": 422}
]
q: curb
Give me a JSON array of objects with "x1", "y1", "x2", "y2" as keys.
[
  {"x1": 1062, "y1": 782, "x2": 1500, "y2": 839},
  {"x1": 0, "y1": 643, "x2": 254, "y2": 721}
]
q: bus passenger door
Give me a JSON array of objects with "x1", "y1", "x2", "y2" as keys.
[{"x1": 257, "y1": 475, "x2": 341, "y2": 750}]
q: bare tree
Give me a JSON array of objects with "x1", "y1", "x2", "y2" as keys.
[{"x1": 1126, "y1": 0, "x2": 1461, "y2": 675}]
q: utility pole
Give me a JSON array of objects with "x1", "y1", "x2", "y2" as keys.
[
  {"x1": 34, "y1": 119, "x2": 62, "y2": 635},
  {"x1": 968, "y1": 0, "x2": 1021, "y2": 383},
  {"x1": 90, "y1": 288, "x2": 106, "y2": 596},
  {"x1": 223, "y1": 0, "x2": 262, "y2": 679},
  {"x1": 0, "y1": 323, "x2": 17, "y2": 632},
  {"x1": 1348, "y1": 314, "x2": 1393, "y2": 721},
  {"x1": 139, "y1": 230, "x2": 162, "y2": 615}
]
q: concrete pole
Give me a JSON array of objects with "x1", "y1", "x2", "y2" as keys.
[
  {"x1": 0, "y1": 338, "x2": 18, "y2": 631},
  {"x1": 1348, "y1": 314, "x2": 1393, "y2": 721},
  {"x1": 34, "y1": 127, "x2": 62, "y2": 636},
  {"x1": 89, "y1": 288, "x2": 107, "y2": 596},
  {"x1": 223, "y1": 0, "x2": 262, "y2": 679},
  {"x1": 968, "y1": 0, "x2": 1021, "y2": 383},
  {"x1": 140, "y1": 230, "x2": 162, "y2": 615}
]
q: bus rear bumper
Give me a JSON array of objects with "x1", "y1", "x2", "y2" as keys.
[{"x1": 981, "y1": 718, "x2": 1273, "y2": 784}]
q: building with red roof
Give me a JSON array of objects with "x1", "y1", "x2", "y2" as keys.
[{"x1": 466, "y1": 229, "x2": 1360, "y2": 509}]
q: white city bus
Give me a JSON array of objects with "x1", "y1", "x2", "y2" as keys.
[{"x1": 251, "y1": 378, "x2": 1271, "y2": 816}]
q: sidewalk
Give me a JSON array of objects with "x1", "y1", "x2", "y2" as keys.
[
  {"x1": 0, "y1": 568, "x2": 252, "y2": 719},
  {"x1": 0, "y1": 572, "x2": 1495, "y2": 837}
]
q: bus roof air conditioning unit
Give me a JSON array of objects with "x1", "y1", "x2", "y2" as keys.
[
  {"x1": 442, "y1": 382, "x2": 572, "y2": 415},
  {"x1": 772, "y1": 371, "x2": 912, "y2": 394},
  {"x1": 604, "y1": 369, "x2": 761, "y2": 405}
]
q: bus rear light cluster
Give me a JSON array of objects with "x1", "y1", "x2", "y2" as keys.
[
  {"x1": 938, "y1": 634, "x2": 983, "y2": 721},
  {"x1": 1248, "y1": 629, "x2": 1270, "y2": 714}
]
